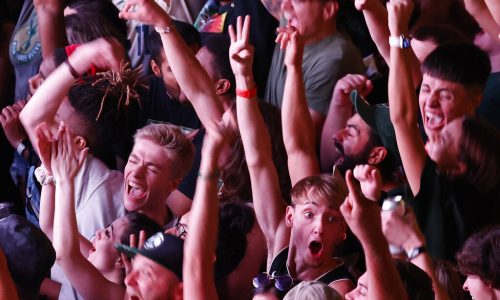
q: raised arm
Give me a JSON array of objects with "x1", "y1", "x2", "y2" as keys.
[
  {"x1": 387, "y1": 0, "x2": 426, "y2": 196},
  {"x1": 382, "y1": 208, "x2": 450, "y2": 300},
  {"x1": 341, "y1": 170, "x2": 409, "y2": 300},
  {"x1": 464, "y1": 0, "x2": 500, "y2": 40},
  {"x1": 355, "y1": 0, "x2": 422, "y2": 85},
  {"x1": 119, "y1": 0, "x2": 224, "y2": 133},
  {"x1": 183, "y1": 129, "x2": 225, "y2": 300},
  {"x1": 320, "y1": 74, "x2": 372, "y2": 172},
  {"x1": 51, "y1": 125, "x2": 124, "y2": 300},
  {"x1": 260, "y1": 0, "x2": 282, "y2": 20},
  {"x1": 34, "y1": 0, "x2": 68, "y2": 58},
  {"x1": 229, "y1": 16, "x2": 289, "y2": 258},
  {"x1": 280, "y1": 27, "x2": 319, "y2": 185},
  {"x1": 19, "y1": 38, "x2": 125, "y2": 151}
]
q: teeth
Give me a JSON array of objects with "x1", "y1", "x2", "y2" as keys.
[
  {"x1": 425, "y1": 112, "x2": 443, "y2": 123},
  {"x1": 129, "y1": 181, "x2": 141, "y2": 189}
]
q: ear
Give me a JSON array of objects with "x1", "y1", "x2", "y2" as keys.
[
  {"x1": 322, "y1": 0, "x2": 338, "y2": 20},
  {"x1": 215, "y1": 79, "x2": 231, "y2": 95},
  {"x1": 74, "y1": 136, "x2": 87, "y2": 150},
  {"x1": 367, "y1": 146, "x2": 387, "y2": 165},
  {"x1": 151, "y1": 59, "x2": 162, "y2": 78},
  {"x1": 114, "y1": 257, "x2": 124, "y2": 269},
  {"x1": 285, "y1": 206, "x2": 295, "y2": 228},
  {"x1": 449, "y1": 161, "x2": 467, "y2": 177}
]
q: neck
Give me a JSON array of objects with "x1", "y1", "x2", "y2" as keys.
[
  {"x1": 102, "y1": 268, "x2": 124, "y2": 286},
  {"x1": 141, "y1": 204, "x2": 171, "y2": 226},
  {"x1": 287, "y1": 244, "x2": 340, "y2": 281},
  {"x1": 303, "y1": 22, "x2": 336, "y2": 46}
]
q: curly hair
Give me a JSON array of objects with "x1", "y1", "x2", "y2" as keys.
[{"x1": 456, "y1": 225, "x2": 500, "y2": 290}]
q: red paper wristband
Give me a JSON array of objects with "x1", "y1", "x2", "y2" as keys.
[{"x1": 236, "y1": 87, "x2": 257, "y2": 99}]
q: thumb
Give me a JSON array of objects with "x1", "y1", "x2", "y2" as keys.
[{"x1": 345, "y1": 170, "x2": 362, "y2": 206}]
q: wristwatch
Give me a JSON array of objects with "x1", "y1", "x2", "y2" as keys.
[
  {"x1": 406, "y1": 245, "x2": 427, "y2": 260},
  {"x1": 389, "y1": 34, "x2": 412, "y2": 49},
  {"x1": 155, "y1": 20, "x2": 175, "y2": 34},
  {"x1": 16, "y1": 139, "x2": 31, "y2": 156}
]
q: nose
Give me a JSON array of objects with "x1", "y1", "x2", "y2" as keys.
[
  {"x1": 345, "y1": 288, "x2": 357, "y2": 300},
  {"x1": 463, "y1": 277, "x2": 469, "y2": 291},
  {"x1": 332, "y1": 130, "x2": 346, "y2": 143},
  {"x1": 314, "y1": 218, "x2": 324, "y2": 235},
  {"x1": 426, "y1": 91, "x2": 440, "y2": 108}
]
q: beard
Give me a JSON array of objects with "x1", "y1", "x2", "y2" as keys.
[{"x1": 335, "y1": 143, "x2": 373, "y2": 174}]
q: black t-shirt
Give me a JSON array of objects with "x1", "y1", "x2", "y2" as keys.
[
  {"x1": 140, "y1": 76, "x2": 202, "y2": 200},
  {"x1": 269, "y1": 246, "x2": 354, "y2": 294},
  {"x1": 408, "y1": 158, "x2": 500, "y2": 261},
  {"x1": 141, "y1": 76, "x2": 201, "y2": 129},
  {"x1": 194, "y1": 0, "x2": 278, "y2": 98}
]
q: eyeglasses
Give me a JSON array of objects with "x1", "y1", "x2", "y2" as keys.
[
  {"x1": 174, "y1": 221, "x2": 187, "y2": 239},
  {"x1": 252, "y1": 272, "x2": 294, "y2": 292}
]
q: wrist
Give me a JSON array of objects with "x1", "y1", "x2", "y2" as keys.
[
  {"x1": 403, "y1": 233, "x2": 425, "y2": 251},
  {"x1": 156, "y1": 14, "x2": 173, "y2": 30},
  {"x1": 236, "y1": 76, "x2": 255, "y2": 90}
]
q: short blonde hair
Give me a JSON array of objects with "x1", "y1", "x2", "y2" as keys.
[
  {"x1": 290, "y1": 174, "x2": 347, "y2": 209},
  {"x1": 134, "y1": 124, "x2": 194, "y2": 180}
]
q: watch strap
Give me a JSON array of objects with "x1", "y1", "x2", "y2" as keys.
[
  {"x1": 389, "y1": 35, "x2": 411, "y2": 49},
  {"x1": 406, "y1": 245, "x2": 426, "y2": 260}
]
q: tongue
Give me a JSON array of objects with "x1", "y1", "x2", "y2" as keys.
[
  {"x1": 427, "y1": 115, "x2": 443, "y2": 129},
  {"x1": 130, "y1": 187, "x2": 145, "y2": 197}
]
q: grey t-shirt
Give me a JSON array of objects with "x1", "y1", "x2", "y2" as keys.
[{"x1": 265, "y1": 29, "x2": 364, "y2": 115}]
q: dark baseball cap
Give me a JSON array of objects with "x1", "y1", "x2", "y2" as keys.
[
  {"x1": 116, "y1": 232, "x2": 184, "y2": 280},
  {"x1": 350, "y1": 90, "x2": 402, "y2": 168},
  {"x1": 0, "y1": 214, "x2": 56, "y2": 300}
]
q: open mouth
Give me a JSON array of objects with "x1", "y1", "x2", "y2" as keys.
[
  {"x1": 309, "y1": 241, "x2": 323, "y2": 257},
  {"x1": 425, "y1": 112, "x2": 445, "y2": 130},
  {"x1": 127, "y1": 181, "x2": 146, "y2": 199}
]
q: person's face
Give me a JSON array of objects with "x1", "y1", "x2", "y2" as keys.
[
  {"x1": 332, "y1": 114, "x2": 374, "y2": 173},
  {"x1": 28, "y1": 55, "x2": 59, "y2": 99},
  {"x1": 411, "y1": 38, "x2": 437, "y2": 62},
  {"x1": 345, "y1": 272, "x2": 368, "y2": 300},
  {"x1": 287, "y1": 198, "x2": 345, "y2": 268},
  {"x1": 158, "y1": 52, "x2": 188, "y2": 103},
  {"x1": 281, "y1": 0, "x2": 330, "y2": 42},
  {"x1": 425, "y1": 117, "x2": 463, "y2": 173},
  {"x1": 419, "y1": 74, "x2": 478, "y2": 136},
  {"x1": 88, "y1": 217, "x2": 129, "y2": 272},
  {"x1": 463, "y1": 275, "x2": 497, "y2": 300},
  {"x1": 124, "y1": 138, "x2": 178, "y2": 214},
  {"x1": 125, "y1": 254, "x2": 181, "y2": 300}
]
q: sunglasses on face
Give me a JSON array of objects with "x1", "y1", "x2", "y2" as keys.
[{"x1": 252, "y1": 272, "x2": 294, "y2": 292}]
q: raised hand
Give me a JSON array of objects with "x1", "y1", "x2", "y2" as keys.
[
  {"x1": 331, "y1": 74, "x2": 373, "y2": 108},
  {"x1": 69, "y1": 38, "x2": 127, "y2": 75},
  {"x1": 353, "y1": 164, "x2": 382, "y2": 201},
  {"x1": 278, "y1": 26, "x2": 304, "y2": 69},
  {"x1": 228, "y1": 16, "x2": 254, "y2": 80},
  {"x1": 382, "y1": 207, "x2": 425, "y2": 251},
  {"x1": 340, "y1": 170, "x2": 382, "y2": 243},
  {"x1": 0, "y1": 101, "x2": 28, "y2": 149},
  {"x1": 50, "y1": 123, "x2": 88, "y2": 181},
  {"x1": 119, "y1": 0, "x2": 170, "y2": 27},
  {"x1": 354, "y1": 0, "x2": 378, "y2": 11},
  {"x1": 387, "y1": 0, "x2": 414, "y2": 36},
  {"x1": 35, "y1": 122, "x2": 56, "y2": 173}
]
